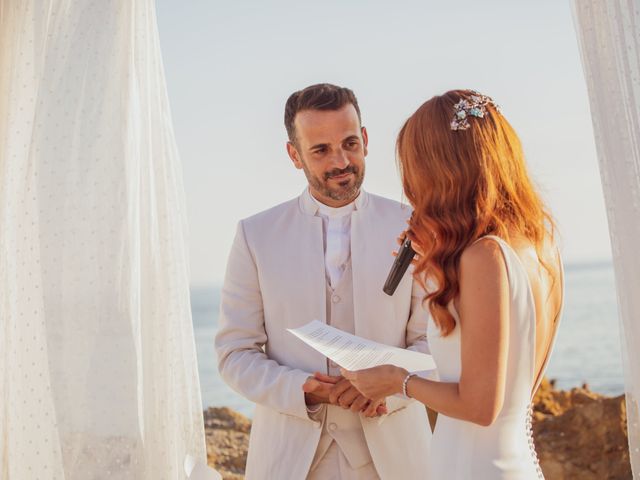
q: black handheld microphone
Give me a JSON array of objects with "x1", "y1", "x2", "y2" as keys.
[{"x1": 383, "y1": 237, "x2": 416, "y2": 296}]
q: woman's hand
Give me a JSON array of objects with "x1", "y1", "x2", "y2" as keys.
[
  {"x1": 341, "y1": 365, "x2": 408, "y2": 402},
  {"x1": 306, "y1": 373, "x2": 389, "y2": 416},
  {"x1": 394, "y1": 220, "x2": 425, "y2": 263}
]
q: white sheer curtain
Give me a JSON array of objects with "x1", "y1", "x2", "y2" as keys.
[
  {"x1": 572, "y1": 1, "x2": 640, "y2": 476},
  {"x1": 0, "y1": 1, "x2": 205, "y2": 478}
]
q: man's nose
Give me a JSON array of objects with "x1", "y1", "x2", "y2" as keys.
[{"x1": 331, "y1": 149, "x2": 350, "y2": 169}]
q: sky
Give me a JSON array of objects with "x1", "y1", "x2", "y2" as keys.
[{"x1": 155, "y1": 0, "x2": 611, "y2": 286}]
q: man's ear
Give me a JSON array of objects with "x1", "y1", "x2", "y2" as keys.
[
  {"x1": 361, "y1": 126, "x2": 369, "y2": 156},
  {"x1": 286, "y1": 141, "x2": 304, "y2": 170}
]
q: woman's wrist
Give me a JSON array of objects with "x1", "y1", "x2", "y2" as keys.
[
  {"x1": 396, "y1": 368, "x2": 410, "y2": 395},
  {"x1": 402, "y1": 372, "x2": 418, "y2": 398}
]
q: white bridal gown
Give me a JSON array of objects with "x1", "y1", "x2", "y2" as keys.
[{"x1": 427, "y1": 236, "x2": 563, "y2": 479}]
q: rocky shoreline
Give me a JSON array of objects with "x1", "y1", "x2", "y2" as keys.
[
  {"x1": 205, "y1": 379, "x2": 632, "y2": 480},
  {"x1": 532, "y1": 379, "x2": 630, "y2": 479}
]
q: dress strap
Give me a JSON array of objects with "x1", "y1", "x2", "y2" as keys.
[{"x1": 471, "y1": 234, "x2": 503, "y2": 246}]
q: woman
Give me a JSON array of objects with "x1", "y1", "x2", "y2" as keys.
[{"x1": 340, "y1": 90, "x2": 563, "y2": 478}]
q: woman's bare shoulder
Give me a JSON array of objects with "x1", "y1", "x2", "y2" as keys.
[{"x1": 459, "y1": 237, "x2": 508, "y2": 282}]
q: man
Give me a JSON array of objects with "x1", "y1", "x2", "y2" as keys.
[{"x1": 215, "y1": 83, "x2": 431, "y2": 479}]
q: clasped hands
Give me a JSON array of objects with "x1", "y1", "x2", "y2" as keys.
[
  {"x1": 304, "y1": 365, "x2": 412, "y2": 418},
  {"x1": 303, "y1": 372, "x2": 388, "y2": 418}
]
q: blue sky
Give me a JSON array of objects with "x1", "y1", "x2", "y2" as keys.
[{"x1": 156, "y1": 0, "x2": 610, "y2": 286}]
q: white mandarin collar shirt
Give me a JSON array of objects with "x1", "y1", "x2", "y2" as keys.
[{"x1": 306, "y1": 188, "x2": 361, "y2": 287}]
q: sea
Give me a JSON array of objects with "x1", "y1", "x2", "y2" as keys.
[{"x1": 191, "y1": 261, "x2": 624, "y2": 418}]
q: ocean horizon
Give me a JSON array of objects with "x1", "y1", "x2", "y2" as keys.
[{"x1": 192, "y1": 260, "x2": 624, "y2": 417}]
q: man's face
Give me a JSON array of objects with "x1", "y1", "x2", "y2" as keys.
[{"x1": 286, "y1": 104, "x2": 367, "y2": 207}]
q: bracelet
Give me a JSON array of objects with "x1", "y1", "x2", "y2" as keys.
[{"x1": 402, "y1": 373, "x2": 417, "y2": 398}]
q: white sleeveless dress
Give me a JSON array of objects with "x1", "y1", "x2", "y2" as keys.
[{"x1": 427, "y1": 236, "x2": 563, "y2": 479}]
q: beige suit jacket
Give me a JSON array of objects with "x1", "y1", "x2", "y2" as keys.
[{"x1": 215, "y1": 190, "x2": 432, "y2": 480}]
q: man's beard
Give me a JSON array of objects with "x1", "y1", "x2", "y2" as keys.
[{"x1": 302, "y1": 162, "x2": 365, "y2": 203}]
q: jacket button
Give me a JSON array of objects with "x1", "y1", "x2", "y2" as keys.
[
  {"x1": 328, "y1": 423, "x2": 337, "y2": 431},
  {"x1": 332, "y1": 295, "x2": 341, "y2": 303}
]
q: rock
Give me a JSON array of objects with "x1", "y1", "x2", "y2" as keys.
[
  {"x1": 204, "y1": 406, "x2": 251, "y2": 434},
  {"x1": 204, "y1": 407, "x2": 250, "y2": 480},
  {"x1": 532, "y1": 378, "x2": 632, "y2": 479},
  {"x1": 205, "y1": 380, "x2": 633, "y2": 479}
]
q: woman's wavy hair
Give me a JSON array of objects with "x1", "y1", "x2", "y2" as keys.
[{"x1": 396, "y1": 89, "x2": 555, "y2": 336}]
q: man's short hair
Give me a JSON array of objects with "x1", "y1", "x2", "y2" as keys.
[{"x1": 284, "y1": 83, "x2": 361, "y2": 144}]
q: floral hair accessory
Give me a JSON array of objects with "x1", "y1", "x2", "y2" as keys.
[{"x1": 450, "y1": 92, "x2": 501, "y2": 131}]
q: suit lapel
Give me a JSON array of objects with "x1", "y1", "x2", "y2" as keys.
[
  {"x1": 351, "y1": 193, "x2": 405, "y2": 342},
  {"x1": 351, "y1": 194, "x2": 378, "y2": 339},
  {"x1": 296, "y1": 192, "x2": 328, "y2": 326}
]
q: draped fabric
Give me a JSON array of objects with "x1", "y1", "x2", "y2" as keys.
[
  {"x1": 572, "y1": 1, "x2": 640, "y2": 475},
  {"x1": 0, "y1": 1, "x2": 205, "y2": 478}
]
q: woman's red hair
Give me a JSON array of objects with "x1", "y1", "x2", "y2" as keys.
[{"x1": 397, "y1": 90, "x2": 555, "y2": 336}]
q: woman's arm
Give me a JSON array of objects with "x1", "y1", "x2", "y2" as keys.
[{"x1": 343, "y1": 238, "x2": 510, "y2": 426}]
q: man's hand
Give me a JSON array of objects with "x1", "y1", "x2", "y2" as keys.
[
  {"x1": 328, "y1": 377, "x2": 366, "y2": 409},
  {"x1": 312, "y1": 373, "x2": 388, "y2": 416},
  {"x1": 303, "y1": 374, "x2": 340, "y2": 406},
  {"x1": 363, "y1": 398, "x2": 388, "y2": 418}
]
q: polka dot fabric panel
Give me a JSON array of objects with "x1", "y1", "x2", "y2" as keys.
[
  {"x1": 0, "y1": 1, "x2": 206, "y2": 478},
  {"x1": 573, "y1": 2, "x2": 640, "y2": 476}
]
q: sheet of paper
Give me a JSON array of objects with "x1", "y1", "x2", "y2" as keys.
[{"x1": 287, "y1": 320, "x2": 436, "y2": 372}]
